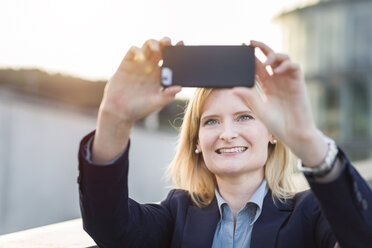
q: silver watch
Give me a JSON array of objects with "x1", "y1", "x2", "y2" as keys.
[{"x1": 297, "y1": 136, "x2": 338, "y2": 178}]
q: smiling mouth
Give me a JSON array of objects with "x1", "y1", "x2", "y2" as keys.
[{"x1": 216, "y1": 147, "x2": 248, "y2": 154}]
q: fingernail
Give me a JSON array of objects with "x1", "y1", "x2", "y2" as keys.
[
  {"x1": 174, "y1": 85, "x2": 182, "y2": 91},
  {"x1": 264, "y1": 56, "x2": 273, "y2": 65},
  {"x1": 134, "y1": 52, "x2": 145, "y2": 63},
  {"x1": 273, "y1": 67, "x2": 282, "y2": 74},
  {"x1": 161, "y1": 37, "x2": 171, "y2": 43},
  {"x1": 152, "y1": 42, "x2": 159, "y2": 51}
]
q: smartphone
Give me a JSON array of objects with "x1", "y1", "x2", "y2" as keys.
[{"x1": 161, "y1": 45, "x2": 255, "y2": 88}]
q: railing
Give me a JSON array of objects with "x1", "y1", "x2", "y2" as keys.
[{"x1": 0, "y1": 219, "x2": 96, "y2": 248}]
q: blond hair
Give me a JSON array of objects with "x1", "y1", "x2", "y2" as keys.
[{"x1": 168, "y1": 88, "x2": 298, "y2": 208}]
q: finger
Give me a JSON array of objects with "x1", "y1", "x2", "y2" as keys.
[
  {"x1": 160, "y1": 86, "x2": 182, "y2": 106},
  {"x1": 159, "y1": 37, "x2": 172, "y2": 54},
  {"x1": 142, "y1": 39, "x2": 160, "y2": 60},
  {"x1": 117, "y1": 60, "x2": 158, "y2": 76},
  {"x1": 159, "y1": 37, "x2": 172, "y2": 47},
  {"x1": 147, "y1": 37, "x2": 172, "y2": 64},
  {"x1": 162, "y1": 86, "x2": 182, "y2": 97},
  {"x1": 263, "y1": 52, "x2": 275, "y2": 66},
  {"x1": 150, "y1": 86, "x2": 181, "y2": 110},
  {"x1": 176, "y1": 40, "x2": 184, "y2": 46},
  {"x1": 250, "y1": 40, "x2": 275, "y2": 57},
  {"x1": 273, "y1": 60, "x2": 300, "y2": 74},
  {"x1": 118, "y1": 46, "x2": 142, "y2": 72},
  {"x1": 149, "y1": 37, "x2": 174, "y2": 67},
  {"x1": 255, "y1": 57, "x2": 270, "y2": 82},
  {"x1": 140, "y1": 60, "x2": 162, "y2": 77},
  {"x1": 265, "y1": 53, "x2": 290, "y2": 68},
  {"x1": 133, "y1": 50, "x2": 146, "y2": 64},
  {"x1": 250, "y1": 40, "x2": 283, "y2": 73},
  {"x1": 117, "y1": 60, "x2": 144, "y2": 75},
  {"x1": 123, "y1": 46, "x2": 140, "y2": 61},
  {"x1": 144, "y1": 63, "x2": 156, "y2": 75},
  {"x1": 231, "y1": 87, "x2": 266, "y2": 117}
]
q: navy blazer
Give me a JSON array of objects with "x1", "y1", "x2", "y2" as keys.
[{"x1": 78, "y1": 132, "x2": 372, "y2": 248}]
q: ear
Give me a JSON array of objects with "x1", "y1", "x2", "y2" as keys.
[
  {"x1": 269, "y1": 134, "x2": 277, "y2": 145},
  {"x1": 270, "y1": 136, "x2": 277, "y2": 145},
  {"x1": 196, "y1": 140, "x2": 202, "y2": 153}
]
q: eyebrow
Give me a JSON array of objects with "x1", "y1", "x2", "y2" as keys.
[{"x1": 200, "y1": 110, "x2": 253, "y2": 122}]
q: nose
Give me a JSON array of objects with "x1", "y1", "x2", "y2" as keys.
[{"x1": 219, "y1": 121, "x2": 238, "y2": 142}]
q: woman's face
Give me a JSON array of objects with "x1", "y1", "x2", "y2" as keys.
[{"x1": 197, "y1": 89, "x2": 272, "y2": 178}]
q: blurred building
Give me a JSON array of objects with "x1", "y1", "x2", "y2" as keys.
[
  {"x1": 0, "y1": 70, "x2": 181, "y2": 235},
  {"x1": 276, "y1": 0, "x2": 372, "y2": 160}
]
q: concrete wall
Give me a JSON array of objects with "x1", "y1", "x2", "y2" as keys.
[{"x1": 0, "y1": 88, "x2": 178, "y2": 235}]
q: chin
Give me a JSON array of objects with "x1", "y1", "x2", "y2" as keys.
[
  {"x1": 214, "y1": 164, "x2": 251, "y2": 176},
  {"x1": 212, "y1": 162, "x2": 264, "y2": 178}
]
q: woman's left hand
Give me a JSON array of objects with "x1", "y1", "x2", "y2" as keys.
[{"x1": 232, "y1": 41, "x2": 327, "y2": 167}]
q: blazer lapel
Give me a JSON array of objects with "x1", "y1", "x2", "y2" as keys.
[
  {"x1": 251, "y1": 191, "x2": 293, "y2": 248},
  {"x1": 182, "y1": 198, "x2": 220, "y2": 248}
]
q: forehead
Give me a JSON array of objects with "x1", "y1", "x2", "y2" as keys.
[{"x1": 201, "y1": 89, "x2": 250, "y2": 115}]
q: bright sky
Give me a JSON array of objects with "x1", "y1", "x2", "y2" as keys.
[{"x1": 0, "y1": 0, "x2": 310, "y2": 82}]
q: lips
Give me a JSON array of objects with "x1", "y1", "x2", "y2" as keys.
[{"x1": 216, "y1": 146, "x2": 248, "y2": 154}]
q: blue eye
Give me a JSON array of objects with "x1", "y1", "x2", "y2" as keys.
[
  {"x1": 239, "y1": 115, "x2": 253, "y2": 121},
  {"x1": 204, "y1": 119, "x2": 219, "y2": 125}
]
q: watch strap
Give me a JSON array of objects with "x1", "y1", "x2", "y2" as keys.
[{"x1": 297, "y1": 136, "x2": 338, "y2": 178}]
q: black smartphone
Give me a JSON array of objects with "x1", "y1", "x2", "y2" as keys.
[{"x1": 161, "y1": 45, "x2": 255, "y2": 88}]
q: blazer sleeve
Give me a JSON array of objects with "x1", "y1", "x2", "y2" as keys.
[
  {"x1": 78, "y1": 131, "x2": 174, "y2": 248},
  {"x1": 306, "y1": 148, "x2": 372, "y2": 248}
]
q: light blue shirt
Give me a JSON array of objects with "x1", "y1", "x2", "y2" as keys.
[{"x1": 212, "y1": 179, "x2": 268, "y2": 248}]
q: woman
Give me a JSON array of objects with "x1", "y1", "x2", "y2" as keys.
[{"x1": 78, "y1": 38, "x2": 372, "y2": 247}]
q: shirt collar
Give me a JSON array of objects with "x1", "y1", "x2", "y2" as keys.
[{"x1": 214, "y1": 179, "x2": 268, "y2": 224}]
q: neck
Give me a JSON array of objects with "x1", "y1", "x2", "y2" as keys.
[{"x1": 216, "y1": 168, "x2": 264, "y2": 219}]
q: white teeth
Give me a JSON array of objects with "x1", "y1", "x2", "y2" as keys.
[{"x1": 218, "y1": 147, "x2": 247, "y2": 154}]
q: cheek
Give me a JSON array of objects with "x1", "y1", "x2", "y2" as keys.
[
  {"x1": 250, "y1": 129, "x2": 271, "y2": 160},
  {"x1": 198, "y1": 129, "x2": 217, "y2": 150},
  {"x1": 241, "y1": 126, "x2": 271, "y2": 156},
  {"x1": 245, "y1": 124, "x2": 271, "y2": 142}
]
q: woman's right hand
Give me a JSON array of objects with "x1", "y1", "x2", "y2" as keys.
[
  {"x1": 92, "y1": 38, "x2": 182, "y2": 164},
  {"x1": 100, "y1": 37, "x2": 182, "y2": 125}
]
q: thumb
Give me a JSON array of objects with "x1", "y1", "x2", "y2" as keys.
[
  {"x1": 162, "y1": 86, "x2": 182, "y2": 98},
  {"x1": 232, "y1": 87, "x2": 266, "y2": 117},
  {"x1": 154, "y1": 86, "x2": 182, "y2": 109}
]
